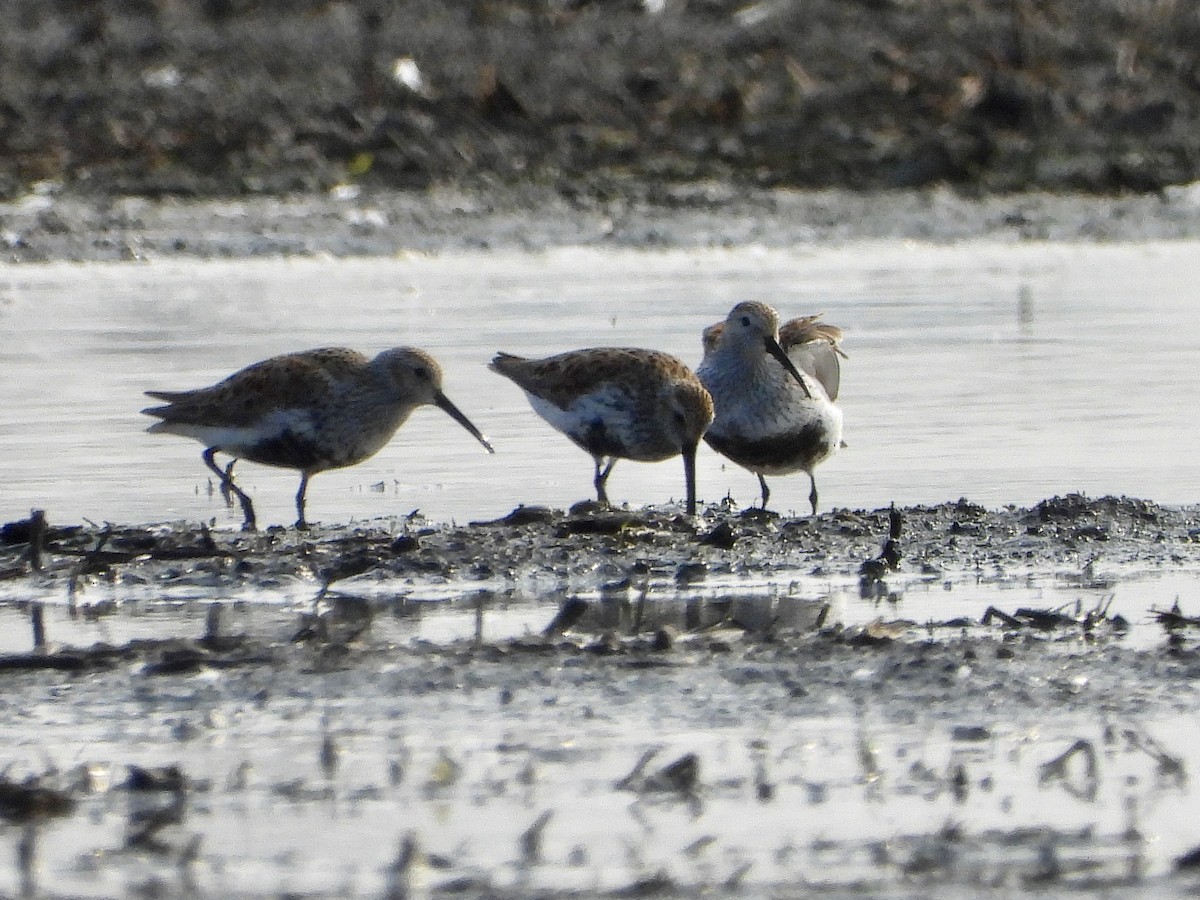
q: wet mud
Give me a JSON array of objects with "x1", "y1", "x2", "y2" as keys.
[
  {"x1": 4, "y1": 497, "x2": 1200, "y2": 896},
  {"x1": 5, "y1": 494, "x2": 1198, "y2": 619}
]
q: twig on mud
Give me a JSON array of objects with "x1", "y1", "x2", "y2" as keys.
[
  {"x1": 67, "y1": 525, "x2": 113, "y2": 602},
  {"x1": 982, "y1": 606, "x2": 1021, "y2": 628},
  {"x1": 615, "y1": 748, "x2": 661, "y2": 791},
  {"x1": 1038, "y1": 739, "x2": 1099, "y2": 801},
  {"x1": 616, "y1": 749, "x2": 700, "y2": 796},
  {"x1": 203, "y1": 604, "x2": 221, "y2": 644},
  {"x1": 30, "y1": 603, "x2": 45, "y2": 651},
  {"x1": 1152, "y1": 602, "x2": 1200, "y2": 629},
  {"x1": 543, "y1": 597, "x2": 588, "y2": 638},
  {"x1": 25, "y1": 510, "x2": 47, "y2": 572},
  {"x1": 982, "y1": 600, "x2": 1125, "y2": 633},
  {"x1": 1119, "y1": 727, "x2": 1187, "y2": 784},
  {"x1": 519, "y1": 810, "x2": 553, "y2": 865},
  {"x1": 859, "y1": 503, "x2": 902, "y2": 581}
]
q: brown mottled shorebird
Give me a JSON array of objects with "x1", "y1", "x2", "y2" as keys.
[
  {"x1": 697, "y1": 301, "x2": 846, "y2": 514},
  {"x1": 489, "y1": 348, "x2": 714, "y2": 515},
  {"x1": 143, "y1": 347, "x2": 493, "y2": 529}
]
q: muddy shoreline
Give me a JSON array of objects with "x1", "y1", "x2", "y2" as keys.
[
  {"x1": 5, "y1": 494, "x2": 1200, "y2": 713},
  {"x1": 4, "y1": 497, "x2": 1200, "y2": 897},
  {"x1": 6, "y1": 494, "x2": 1200, "y2": 607},
  {"x1": 4, "y1": 184, "x2": 1200, "y2": 263}
]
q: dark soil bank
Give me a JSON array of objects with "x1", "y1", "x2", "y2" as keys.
[{"x1": 2, "y1": 0, "x2": 1199, "y2": 199}]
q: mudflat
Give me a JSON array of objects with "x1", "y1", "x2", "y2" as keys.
[
  {"x1": 3, "y1": 496, "x2": 1200, "y2": 897},
  {"x1": 4, "y1": 2, "x2": 1200, "y2": 895}
]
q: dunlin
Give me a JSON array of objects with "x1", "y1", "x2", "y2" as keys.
[
  {"x1": 697, "y1": 301, "x2": 845, "y2": 514},
  {"x1": 489, "y1": 348, "x2": 714, "y2": 515},
  {"x1": 143, "y1": 347, "x2": 494, "y2": 529}
]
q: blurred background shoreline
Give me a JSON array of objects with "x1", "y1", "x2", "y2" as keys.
[{"x1": 2, "y1": 0, "x2": 1198, "y2": 201}]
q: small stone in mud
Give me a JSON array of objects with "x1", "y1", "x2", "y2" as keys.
[
  {"x1": 125, "y1": 764, "x2": 186, "y2": 793},
  {"x1": 951, "y1": 725, "x2": 992, "y2": 742},
  {"x1": 490, "y1": 505, "x2": 558, "y2": 527},
  {"x1": 616, "y1": 749, "x2": 701, "y2": 795},
  {"x1": 644, "y1": 753, "x2": 700, "y2": 795},
  {"x1": 739, "y1": 507, "x2": 778, "y2": 523},
  {"x1": 700, "y1": 521, "x2": 737, "y2": 549},
  {"x1": 1072, "y1": 524, "x2": 1109, "y2": 541},
  {"x1": 585, "y1": 633, "x2": 621, "y2": 655},
  {"x1": 557, "y1": 512, "x2": 641, "y2": 536},
  {"x1": 675, "y1": 561, "x2": 707, "y2": 583},
  {"x1": 389, "y1": 534, "x2": 419, "y2": 553},
  {"x1": 0, "y1": 777, "x2": 77, "y2": 823}
]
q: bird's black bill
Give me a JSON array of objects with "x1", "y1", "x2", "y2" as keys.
[
  {"x1": 683, "y1": 442, "x2": 698, "y2": 516},
  {"x1": 436, "y1": 393, "x2": 495, "y2": 453},
  {"x1": 763, "y1": 337, "x2": 812, "y2": 398}
]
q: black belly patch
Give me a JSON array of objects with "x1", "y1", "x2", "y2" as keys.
[
  {"x1": 572, "y1": 418, "x2": 629, "y2": 459},
  {"x1": 706, "y1": 423, "x2": 831, "y2": 471},
  {"x1": 241, "y1": 431, "x2": 327, "y2": 471}
]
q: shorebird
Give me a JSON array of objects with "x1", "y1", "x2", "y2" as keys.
[
  {"x1": 143, "y1": 347, "x2": 494, "y2": 529},
  {"x1": 489, "y1": 348, "x2": 714, "y2": 514},
  {"x1": 697, "y1": 301, "x2": 846, "y2": 514}
]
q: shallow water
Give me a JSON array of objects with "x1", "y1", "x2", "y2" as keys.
[
  {"x1": 2, "y1": 241, "x2": 1198, "y2": 528},
  {"x1": 4, "y1": 242, "x2": 1200, "y2": 898},
  {"x1": 1, "y1": 594, "x2": 1199, "y2": 899}
]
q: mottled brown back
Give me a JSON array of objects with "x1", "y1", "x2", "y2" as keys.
[
  {"x1": 143, "y1": 348, "x2": 371, "y2": 428},
  {"x1": 490, "y1": 348, "x2": 700, "y2": 411}
]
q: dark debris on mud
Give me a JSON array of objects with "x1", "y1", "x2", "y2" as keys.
[
  {"x1": 1, "y1": 494, "x2": 1199, "y2": 697},
  {"x1": 3, "y1": 493, "x2": 1196, "y2": 601}
]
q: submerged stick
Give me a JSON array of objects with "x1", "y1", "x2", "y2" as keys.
[
  {"x1": 204, "y1": 604, "x2": 221, "y2": 644},
  {"x1": 31, "y1": 603, "x2": 46, "y2": 650},
  {"x1": 26, "y1": 510, "x2": 47, "y2": 572}
]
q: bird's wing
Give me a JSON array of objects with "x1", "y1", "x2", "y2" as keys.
[
  {"x1": 780, "y1": 317, "x2": 846, "y2": 401},
  {"x1": 142, "y1": 348, "x2": 367, "y2": 427}
]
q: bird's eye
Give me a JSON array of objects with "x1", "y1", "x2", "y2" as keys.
[
  {"x1": 414, "y1": 366, "x2": 430, "y2": 379},
  {"x1": 740, "y1": 316, "x2": 751, "y2": 327}
]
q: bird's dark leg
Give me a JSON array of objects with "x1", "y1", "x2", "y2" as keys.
[
  {"x1": 295, "y1": 473, "x2": 311, "y2": 530},
  {"x1": 808, "y1": 472, "x2": 819, "y2": 516},
  {"x1": 593, "y1": 457, "x2": 616, "y2": 505},
  {"x1": 202, "y1": 447, "x2": 256, "y2": 531},
  {"x1": 757, "y1": 474, "x2": 771, "y2": 509},
  {"x1": 222, "y1": 460, "x2": 236, "y2": 498},
  {"x1": 683, "y1": 442, "x2": 698, "y2": 516}
]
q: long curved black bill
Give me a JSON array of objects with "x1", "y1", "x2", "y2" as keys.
[
  {"x1": 436, "y1": 393, "x2": 495, "y2": 453},
  {"x1": 763, "y1": 336, "x2": 812, "y2": 399}
]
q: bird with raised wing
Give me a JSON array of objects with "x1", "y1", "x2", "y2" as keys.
[{"x1": 697, "y1": 301, "x2": 846, "y2": 514}]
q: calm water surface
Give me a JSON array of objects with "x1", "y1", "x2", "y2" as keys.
[
  {"x1": 3, "y1": 240, "x2": 1200, "y2": 897},
  {"x1": 2, "y1": 241, "x2": 1197, "y2": 527}
]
